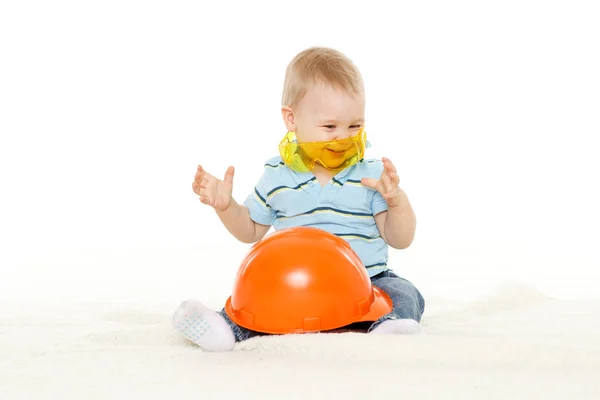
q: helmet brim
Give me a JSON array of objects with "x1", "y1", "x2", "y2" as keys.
[
  {"x1": 358, "y1": 285, "x2": 393, "y2": 322},
  {"x1": 224, "y1": 284, "x2": 393, "y2": 334}
]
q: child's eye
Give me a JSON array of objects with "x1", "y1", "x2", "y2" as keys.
[
  {"x1": 323, "y1": 125, "x2": 336, "y2": 129},
  {"x1": 350, "y1": 125, "x2": 362, "y2": 129}
]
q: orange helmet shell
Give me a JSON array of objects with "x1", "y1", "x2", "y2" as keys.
[{"x1": 224, "y1": 226, "x2": 392, "y2": 334}]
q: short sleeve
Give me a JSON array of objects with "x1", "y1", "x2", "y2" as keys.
[
  {"x1": 372, "y1": 191, "x2": 389, "y2": 215},
  {"x1": 243, "y1": 167, "x2": 277, "y2": 226}
]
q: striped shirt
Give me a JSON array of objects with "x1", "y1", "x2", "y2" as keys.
[{"x1": 243, "y1": 156, "x2": 390, "y2": 277}]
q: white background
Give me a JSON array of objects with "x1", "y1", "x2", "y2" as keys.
[{"x1": 1, "y1": 1, "x2": 598, "y2": 305}]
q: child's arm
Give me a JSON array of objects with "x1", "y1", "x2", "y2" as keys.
[
  {"x1": 374, "y1": 189, "x2": 416, "y2": 249},
  {"x1": 216, "y1": 199, "x2": 271, "y2": 243},
  {"x1": 362, "y1": 157, "x2": 417, "y2": 249},
  {"x1": 192, "y1": 164, "x2": 271, "y2": 244}
]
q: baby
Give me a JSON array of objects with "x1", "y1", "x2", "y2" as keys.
[{"x1": 173, "y1": 47, "x2": 425, "y2": 351}]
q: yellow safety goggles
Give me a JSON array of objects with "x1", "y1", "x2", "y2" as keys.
[{"x1": 278, "y1": 128, "x2": 367, "y2": 172}]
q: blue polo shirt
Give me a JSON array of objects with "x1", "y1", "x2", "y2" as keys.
[{"x1": 243, "y1": 156, "x2": 390, "y2": 277}]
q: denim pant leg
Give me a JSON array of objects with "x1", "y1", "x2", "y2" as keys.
[
  {"x1": 368, "y1": 270, "x2": 425, "y2": 332},
  {"x1": 217, "y1": 308, "x2": 265, "y2": 343}
]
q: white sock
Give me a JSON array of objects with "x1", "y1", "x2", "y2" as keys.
[
  {"x1": 172, "y1": 299, "x2": 236, "y2": 352},
  {"x1": 369, "y1": 319, "x2": 422, "y2": 335}
]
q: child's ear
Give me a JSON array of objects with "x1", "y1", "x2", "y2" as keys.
[{"x1": 281, "y1": 106, "x2": 296, "y2": 132}]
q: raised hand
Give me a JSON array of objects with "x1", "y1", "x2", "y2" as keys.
[
  {"x1": 360, "y1": 157, "x2": 404, "y2": 208},
  {"x1": 192, "y1": 165, "x2": 235, "y2": 212}
]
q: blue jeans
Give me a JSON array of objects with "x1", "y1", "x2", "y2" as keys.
[{"x1": 217, "y1": 269, "x2": 425, "y2": 342}]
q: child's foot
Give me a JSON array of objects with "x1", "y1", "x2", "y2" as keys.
[
  {"x1": 369, "y1": 319, "x2": 422, "y2": 335},
  {"x1": 172, "y1": 299, "x2": 236, "y2": 352}
]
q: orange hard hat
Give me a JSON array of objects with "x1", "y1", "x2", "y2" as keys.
[{"x1": 224, "y1": 226, "x2": 392, "y2": 334}]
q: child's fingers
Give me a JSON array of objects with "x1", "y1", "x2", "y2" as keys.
[
  {"x1": 193, "y1": 181, "x2": 206, "y2": 193},
  {"x1": 223, "y1": 166, "x2": 235, "y2": 184},
  {"x1": 195, "y1": 165, "x2": 205, "y2": 179},
  {"x1": 198, "y1": 187, "x2": 214, "y2": 205},
  {"x1": 382, "y1": 157, "x2": 397, "y2": 173},
  {"x1": 197, "y1": 179, "x2": 209, "y2": 190},
  {"x1": 360, "y1": 177, "x2": 379, "y2": 189},
  {"x1": 195, "y1": 174, "x2": 211, "y2": 189},
  {"x1": 381, "y1": 171, "x2": 393, "y2": 192},
  {"x1": 195, "y1": 168, "x2": 216, "y2": 183}
]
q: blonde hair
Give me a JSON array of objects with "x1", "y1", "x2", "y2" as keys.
[{"x1": 282, "y1": 47, "x2": 365, "y2": 107}]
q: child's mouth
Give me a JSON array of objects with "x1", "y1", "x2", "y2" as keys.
[{"x1": 326, "y1": 147, "x2": 348, "y2": 154}]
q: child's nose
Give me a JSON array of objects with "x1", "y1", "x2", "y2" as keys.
[{"x1": 332, "y1": 129, "x2": 352, "y2": 140}]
